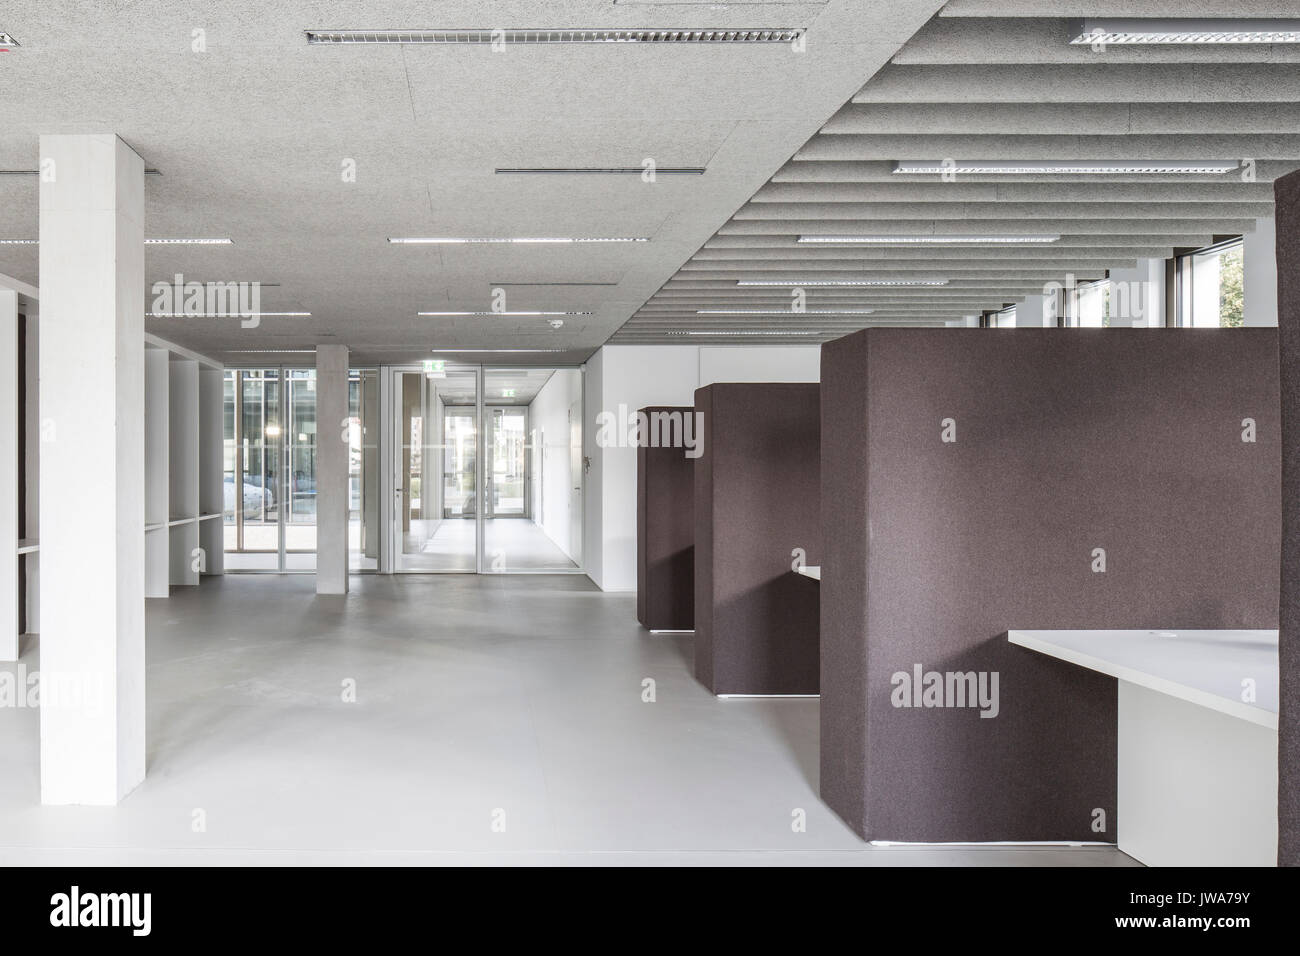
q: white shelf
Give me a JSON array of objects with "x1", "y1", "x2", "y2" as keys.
[
  {"x1": 197, "y1": 512, "x2": 223, "y2": 522},
  {"x1": 1008, "y1": 628, "x2": 1279, "y2": 730},
  {"x1": 16, "y1": 538, "x2": 38, "y2": 555}
]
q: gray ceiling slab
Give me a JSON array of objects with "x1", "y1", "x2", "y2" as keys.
[{"x1": 0, "y1": 0, "x2": 951, "y2": 362}]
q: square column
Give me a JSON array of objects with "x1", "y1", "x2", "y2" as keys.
[
  {"x1": 1245, "y1": 216, "x2": 1278, "y2": 327},
  {"x1": 38, "y1": 134, "x2": 146, "y2": 805},
  {"x1": 316, "y1": 345, "x2": 350, "y2": 594},
  {"x1": 0, "y1": 287, "x2": 17, "y2": 661}
]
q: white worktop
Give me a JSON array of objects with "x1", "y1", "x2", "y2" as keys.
[{"x1": 1007, "y1": 629, "x2": 1279, "y2": 730}]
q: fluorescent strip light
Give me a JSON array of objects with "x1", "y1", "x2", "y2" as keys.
[
  {"x1": 798, "y1": 235, "x2": 1060, "y2": 245},
  {"x1": 307, "y1": 28, "x2": 804, "y2": 45},
  {"x1": 665, "y1": 330, "x2": 825, "y2": 337},
  {"x1": 145, "y1": 238, "x2": 233, "y2": 245},
  {"x1": 0, "y1": 33, "x2": 18, "y2": 50},
  {"x1": 151, "y1": 311, "x2": 311, "y2": 318},
  {"x1": 736, "y1": 279, "x2": 949, "y2": 287},
  {"x1": 1069, "y1": 18, "x2": 1300, "y2": 44},
  {"x1": 495, "y1": 167, "x2": 705, "y2": 176},
  {"x1": 418, "y1": 311, "x2": 592, "y2": 316},
  {"x1": 389, "y1": 236, "x2": 648, "y2": 244},
  {"x1": 430, "y1": 348, "x2": 567, "y2": 353},
  {"x1": 1, "y1": 237, "x2": 231, "y2": 245},
  {"x1": 893, "y1": 160, "x2": 1238, "y2": 175},
  {"x1": 696, "y1": 309, "x2": 874, "y2": 315},
  {"x1": 226, "y1": 349, "x2": 317, "y2": 354}
]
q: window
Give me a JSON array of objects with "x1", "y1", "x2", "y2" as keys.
[
  {"x1": 1177, "y1": 240, "x2": 1244, "y2": 327},
  {"x1": 991, "y1": 306, "x2": 1017, "y2": 328},
  {"x1": 1068, "y1": 279, "x2": 1110, "y2": 328}
]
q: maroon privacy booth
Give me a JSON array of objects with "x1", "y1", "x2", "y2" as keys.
[
  {"x1": 637, "y1": 406, "x2": 695, "y2": 631},
  {"x1": 820, "y1": 328, "x2": 1280, "y2": 843},
  {"x1": 694, "y1": 383, "x2": 820, "y2": 695}
]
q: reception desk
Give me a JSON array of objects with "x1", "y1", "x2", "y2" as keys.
[{"x1": 1009, "y1": 629, "x2": 1278, "y2": 866}]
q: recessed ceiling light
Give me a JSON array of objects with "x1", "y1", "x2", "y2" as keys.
[
  {"x1": 695, "y1": 309, "x2": 874, "y2": 315},
  {"x1": 893, "y1": 160, "x2": 1239, "y2": 175},
  {"x1": 0, "y1": 33, "x2": 18, "y2": 50},
  {"x1": 418, "y1": 311, "x2": 592, "y2": 316},
  {"x1": 1069, "y1": 18, "x2": 1300, "y2": 44},
  {"x1": 226, "y1": 349, "x2": 317, "y2": 354},
  {"x1": 150, "y1": 311, "x2": 311, "y2": 318},
  {"x1": 307, "y1": 28, "x2": 804, "y2": 45},
  {"x1": 145, "y1": 238, "x2": 233, "y2": 245},
  {"x1": 495, "y1": 167, "x2": 706, "y2": 176},
  {"x1": 0, "y1": 239, "x2": 37, "y2": 245},
  {"x1": 430, "y1": 348, "x2": 568, "y2": 353},
  {"x1": 665, "y1": 330, "x2": 825, "y2": 336},
  {"x1": 798, "y1": 235, "x2": 1060, "y2": 245},
  {"x1": 389, "y1": 236, "x2": 648, "y2": 244},
  {"x1": 736, "y1": 279, "x2": 949, "y2": 287}
]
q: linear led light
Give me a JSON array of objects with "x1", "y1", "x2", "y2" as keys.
[
  {"x1": 696, "y1": 309, "x2": 874, "y2": 315},
  {"x1": 430, "y1": 348, "x2": 567, "y2": 353},
  {"x1": 0, "y1": 33, "x2": 18, "y2": 50},
  {"x1": 150, "y1": 311, "x2": 311, "y2": 318},
  {"x1": 2, "y1": 237, "x2": 231, "y2": 245},
  {"x1": 418, "y1": 311, "x2": 592, "y2": 316},
  {"x1": 798, "y1": 235, "x2": 1060, "y2": 245},
  {"x1": 1069, "y1": 18, "x2": 1300, "y2": 44},
  {"x1": 893, "y1": 160, "x2": 1239, "y2": 175},
  {"x1": 389, "y1": 236, "x2": 648, "y2": 244},
  {"x1": 306, "y1": 28, "x2": 804, "y2": 45},
  {"x1": 145, "y1": 238, "x2": 233, "y2": 245},
  {"x1": 665, "y1": 330, "x2": 825, "y2": 337},
  {"x1": 736, "y1": 278, "x2": 949, "y2": 287},
  {"x1": 226, "y1": 349, "x2": 317, "y2": 354},
  {"x1": 495, "y1": 167, "x2": 705, "y2": 176}
]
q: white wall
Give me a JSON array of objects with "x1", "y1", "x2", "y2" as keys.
[
  {"x1": 529, "y1": 368, "x2": 582, "y2": 560},
  {"x1": 582, "y1": 344, "x2": 821, "y2": 592}
]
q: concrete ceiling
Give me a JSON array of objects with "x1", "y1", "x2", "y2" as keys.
[
  {"x1": 0, "y1": 0, "x2": 951, "y2": 366},
  {"x1": 612, "y1": 1, "x2": 1300, "y2": 344}
]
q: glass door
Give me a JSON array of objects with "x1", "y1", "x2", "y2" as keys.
[{"x1": 392, "y1": 364, "x2": 480, "y2": 571}]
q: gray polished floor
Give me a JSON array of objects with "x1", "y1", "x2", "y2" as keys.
[{"x1": 0, "y1": 575, "x2": 1137, "y2": 866}]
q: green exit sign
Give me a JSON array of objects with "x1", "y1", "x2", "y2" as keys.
[
  {"x1": 502, "y1": 388, "x2": 516, "y2": 398},
  {"x1": 423, "y1": 359, "x2": 446, "y2": 377}
]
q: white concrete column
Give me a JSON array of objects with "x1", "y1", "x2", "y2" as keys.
[
  {"x1": 0, "y1": 288, "x2": 17, "y2": 661},
  {"x1": 38, "y1": 134, "x2": 146, "y2": 805},
  {"x1": 1244, "y1": 216, "x2": 1278, "y2": 327},
  {"x1": 316, "y1": 345, "x2": 350, "y2": 594}
]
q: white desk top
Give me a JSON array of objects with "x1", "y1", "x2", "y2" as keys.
[
  {"x1": 795, "y1": 565, "x2": 821, "y2": 581},
  {"x1": 1008, "y1": 629, "x2": 1279, "y2": 730}
]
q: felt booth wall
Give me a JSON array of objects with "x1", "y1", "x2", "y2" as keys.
[
  {"x1": 821, "y1": 328, "x2": 1280, "y2": 843},
  {"x1": 694, "y1": 383, "x2": 821, "y2": 695},
  {"x1": 1277, "y1": 168, "x2": 1300, "y2": 867},
  {"x1": 637, "y1": 406, "x2": 696, "y2": 631}
]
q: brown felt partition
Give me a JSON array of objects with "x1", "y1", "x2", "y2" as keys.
[
  {"x1": 695, "y1": 383, "x2": 820, "y2": 695},
  {"x1": 821, "y1": 328, "x2": 1280, "y2": 843},
  {"x1": 637, "y1": 406, "x2": 695, "y2": 631},
  {"x1": 1278, "y1": 169, "x2": 1300, "y2": 867}
]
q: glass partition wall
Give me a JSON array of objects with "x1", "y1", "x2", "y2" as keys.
[
  {"x1": 390, "y1": 364, "x2": 583, "y2": 573},
  {"x1": 225, "y1": 363, "x2": 582, "y2": 574},
  {"x1": 223, "y1": 368, "x2": 318, "y2": 571}
]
